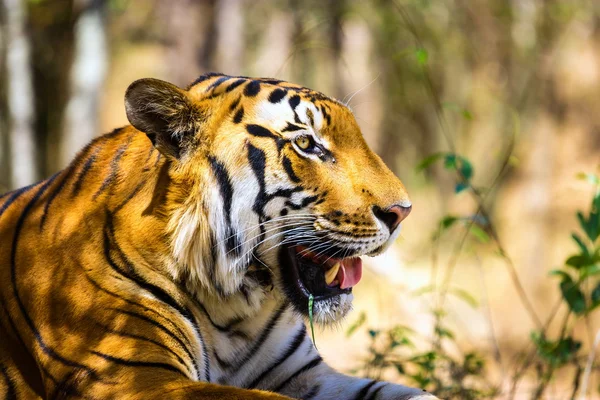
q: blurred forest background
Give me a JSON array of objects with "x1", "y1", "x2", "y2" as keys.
[{"x1": 1, "y1": 0, "x2": 600, "y2": 398}]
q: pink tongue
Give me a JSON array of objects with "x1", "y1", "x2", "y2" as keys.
[{"x1": 339, "y1": 258, "x2": 363, "y2": 289}]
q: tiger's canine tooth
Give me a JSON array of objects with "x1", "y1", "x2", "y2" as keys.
[{"x1": 325, "y1": 262, "x2": 341, "y2": 285}]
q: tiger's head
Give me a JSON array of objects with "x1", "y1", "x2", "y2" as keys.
[{"x1": 125, "y1": 73, "x2": 411, "y2": 324}]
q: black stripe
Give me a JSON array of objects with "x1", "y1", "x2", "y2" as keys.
[
  {"x1": 143, "y1": 146, "x2": 155, "y2": 164},
  {"x1": 205, "y1": 232, "x2": 226, "y2": 298},
  {"x1": 229, "y1": 97, "x2": 241, "y2": 111},
  {"x1": 282, "y1": 156, "x2": 300, "y2": 183},
  {"x1": 247, "y1": 324, "x2": 307, "y2": 388},
  {"x1": 112, "y1": 179, "x2": 145, "y2": 213},
  {"x1": 233, "y1": 107, "x2": 244, "y2": 124},
  {"x1": 216, "y1": 304, "x2": 287, "y2": 369},
  {"x1": 206, "y1": 76, "x2": 230, "y2": 92},
  {"x1": 78, "y1": 268, "x2": 197, "y2": 361},
  {"x1": 364, "y1": 383, "x2": 387, "y2": 400},
  {"x1": 0, "y1": 364, "x2": 17, "y2": 400},
  {"x1": 306, "y1": 109, "x2": 314, "y2": 127},
  {"x1": 71, "y1": 147, "x2": 101, "y2": 197},
  {"x1": 244, "y1": 80, "x2": 261, "y2": 97},
  {"x1": 0, "y1": 301, "x2": 67, "y2": 396},
  {"x1": 260, "y1": 78, "x2": 283, "y2": 85},
  {"x1": 247, "y1": 143, "x2": 303, "y2": 231},
  {"x1": 302, "y1": 385, "x2": 321, "y2": 400},
  {"x1": 268, "y1": 88, "x2": 287, "y2": 103},
  {"x1": 208, "y1": 156, "x2": 239, "y2": 257},
  {"x1": 90, "y1": 351, "x2": 186, "y2": 377},
  {"x1": 103, "y1": 228, "x2": 134, "y2": 275},
  {"x1": 93, "y1": 137, "x2": 132, "y2": 200},
  {"x1": 281, "y1": 123, "x2": 305, "y2": 132},
  {"x1": 109, "y1": 307, "x2": 197, "y2": 370},
  {"x1": 40, "y1": 167, "x2": 75, "y2": 230},
  {"x1": 105, "y1": 213, "x2": 192, "y2": 322},
  {"x1": 247, "y1": 143, "x2": 268, "y2": 232},
  {"x1": 191, "y1": 297, "x2": 245, "y2": 335},
  {"x1": 352, "y1": 380, "x2": 378, "y2": 400},
  {"x1": 0, "y1": 183, "x2": 37, "y2": 219},
  {"x1": 95, "y1": 322, "x2": 190, "y2": 374},
  {"x1": 103, "y1": 213, "x2": 209, "y2": 381},
  {"x1": 188, "y1": 72, "x2": 224, "y2": 89},
  {"x1": 105, "y1": 247, "x2": 195, "y2": 360},
  {"x1": 246, "y1": 124, "x2": 279, "y2": 140},
  {"x1": 285, "y1": 195, "x2": 319, "y2": 210},
  {"x1": 320, "y1": 105, "x2": 331, "y2": 126},
  {"x1": 289, "y1": 95, "x2": 301, "y2": 110},
  {"x1": 273, "y1": 355, "x2": 322, "y2": 393},
  {"x1": 9, "y1": 175, "x2": 104, "y2": 382},
  {"x1": 225, "y1": 79, "x2": 247, "y2": 92}
]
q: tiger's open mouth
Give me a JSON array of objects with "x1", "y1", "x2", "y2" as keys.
[{"x1": 278, "y1": 245, "x2": 363, "y2": 306}]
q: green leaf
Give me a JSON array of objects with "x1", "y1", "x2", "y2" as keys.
[
  {"x1": 463, "y1": 352, "x2": 485, "y2": 375},
  {"x1": 589, "y1": 192, "x2": 600, "y2": 241},
  {"x1": 469, "y1": 225, "x2": 490, "y2": 243},
  {"x1": 441, "y1": 215, "x2": 459, "y2": 229},
  {"x1": 531, "y1": 331, "x2": 581, "y2": 366},
  {"x1": 576, "y1": 172, "x2": 600, "y2": 185},
  {"x1": 455, "y1": 182, "x2": 469, "y2": 193},
  {"x1": 566, "y1": 254, "x2": 592, "y2": 269},
  {"x1": 572, "y1": 233, "x2": 590, "y2": 256},
  {"x1": 458, "y1": 157, "x2": 473, "y2": 181},
  {"x1": 578, "y1": 211, "x2": 592, "y2": 241},
  {"x1": 435, "y1": 325, "x2": 454, "y2": 339},
  {"x1": 346, "y1": 311, "x2": 366, "y2": 337},
  {"x1": 444, "y1": 154, "x2": 457, "y2": 171},
  {"x1": 592, "y1": 282, "x2": 600, "y2": 305},
  {"x1": 462, "y1": 110, "x2": 473, "y2": 120},
  {"x1": 415, "y1": 48, "x2": 428, "y2": 65},
  {"x1": 589, "y1": 283, "x2": 600, "y2": 312},
  {"x1": 449, "y1": 287, "x2": 479, "y2": 308},
  {"x1": 416, "y1": 152, "x2": 445, "y2": 172},
  {"x1": 393, "y1": 362, "x2": 405, "y2": 374},
  {"x1": 580, "y1": 264, "x2": 600, "y2": 280},
  {"x1": 308, "y1": 294, "x2": 317, "y2": 348},
  {"x1": 554, "y1": 337, "x2": 582, "y2": 365},
  {"x1": 550, "y1": 269, "x2": 572, "y2": 280},
  {"x1": 560, "y1": 277, "x2": 586, "y2": 314}
]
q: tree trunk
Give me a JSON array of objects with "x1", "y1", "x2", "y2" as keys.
[
  {"x1": 3, "y1": 0, "x2": 37, "y2": 188},
  {"x1": 61, "y1": 0, "x2": 107, "y2": 168},
  {"x1": 325, "y1": 0, "x2": 345, "y2": 99},
  {"x1": 27, "y1": 0, "x2": 75, "y2": 175},
  {"x1": 214, "y1": 0, "x2": 244, "y2": 74},
  {"x1": 0, "y1": 3, "x2": 8, "y2": 192},
  {"x1": 160, "y1": 0, "x2": 217, "y2": 86}
]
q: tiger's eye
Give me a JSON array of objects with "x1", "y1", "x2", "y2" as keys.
[{"x1": 295, "y1": 136, "x2": 310, "y2": 150}]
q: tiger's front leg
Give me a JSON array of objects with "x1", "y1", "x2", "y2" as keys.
[
  {"x1": 252, "y1": 320, "x2": 438, "y2": 400},
  {"x1": 277, "y1": 365, "x2": 439, "y2": 400}
]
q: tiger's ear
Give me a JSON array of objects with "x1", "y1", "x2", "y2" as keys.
[{"x1": 125, "y1": 78, "x2": 200, "y2": 159}]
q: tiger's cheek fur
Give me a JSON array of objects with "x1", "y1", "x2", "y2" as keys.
[{"x1": 168, "y1": 165, "x2": 261, "y2": 297}]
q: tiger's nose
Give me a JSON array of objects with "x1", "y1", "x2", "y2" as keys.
[{"x1": 372, "y1": 204, "x2": 412, "y2": 232}]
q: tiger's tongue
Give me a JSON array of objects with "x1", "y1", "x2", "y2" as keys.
[{"x1": 337, "y1": 258, "x2": 363, "y2": 289}]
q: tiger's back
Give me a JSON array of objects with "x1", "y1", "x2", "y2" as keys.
[{"x1": 0, "y1": 129, "x2": 203, "y2": 398}]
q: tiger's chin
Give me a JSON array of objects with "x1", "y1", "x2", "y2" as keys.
[{"x1": 277, "y1": 245, "x2": 362, "y2": 325}]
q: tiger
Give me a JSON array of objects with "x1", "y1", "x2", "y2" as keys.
[{"x1": 0, "y1": 73, "x2": 438, "y2": 400}]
